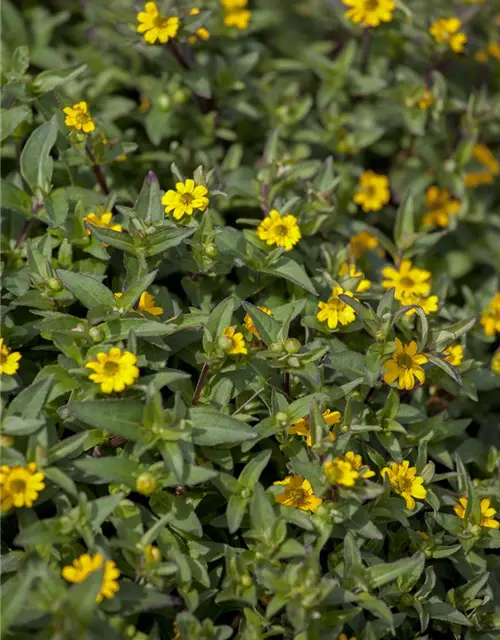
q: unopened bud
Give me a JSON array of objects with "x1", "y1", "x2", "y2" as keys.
[
  {"x1": 270, "y1": 341, "x2": 283, "y2": 353},
  {"x1": 287, "y1": 356, "x2": 300, "y2": 369},
  {"x1": 89, "y1": 326, "x2": 104, "y2": 343},
  {"x1": 218, "y1": 335, "x2": 233, "y2": 351},
  {"x1": 285, "y1": 338, "x2": 301, "y2": 354},
  {"x1": 275, "y1": 411, "x2": 288, "y2": 424},
  {"x1": 144, "y1": 544, "x2": 162, "y2": 563},
  {"x1": 47, "y1": 277, "x2": 63, "y2": 292},
  {"x1": 204, "y1": 243, "x2": 218, "y2": 258},
  {"x1": 136, "y1": 473, "x2": 157, "y2": 496}
]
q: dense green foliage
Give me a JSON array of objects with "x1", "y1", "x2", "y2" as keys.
[{"x1": 1, "y1": 0, "x2": 500, "y2": 639}]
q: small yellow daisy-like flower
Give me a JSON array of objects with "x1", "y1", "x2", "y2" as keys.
[
  {"x1": 288, "y1": 409, "x2": 341, "y2": 447},
  {"x1": 62, "y1": 553, "x2": 120, "y2": 602},
  {"x1": 444, "y1": 344, "x2": 463, "y2": 367},
  {"x1": 481, "y1": 292, "x2": 500, "y2": 337},
  {"x1": 256, "y1": 209, "x2": 301, "y2": 252},
  {"x1": 381, "y1": 259, "x2": 431, "y2": 301},
  {"x1": 492, "y1": 351, "x2": 500, "y2": 375},
  {"x1": 383, "y1": 338, "x2": 428, "y2": 390},
  {"x1": 454, "y1": 497, "x2": 499, "y2": 529},
  {"x1": 338, "y1": 262, "x2": 371, "y2": 292},
  {"x1": 417, "y1": 90, "x2": 434, "y2": 109},
  {"x1": 188, "y1": 8, "x2": 210, "y2": 43},
  {"x1": 488, "y1": 41, "x2": 500, "y2": 60},
  {"x1": 137, "y1": 2, "x2": 179, "y2": 45},
  {"x1": 475, "y1": 49, "x2": 489, "y2": 63},
  {"x1": 162, "y1": 179, "x2": 209, "y2": 221},
  {"x1": 402, "y1": 293, "x2": 439, "y2": 316},
  {"x1": 85, "y1": 348, "x2": 140, "y2": 394},
  {"x1": 317, "y1": 286, "x2": 357, "y2": 330},
  {"x1": 0, "y1": 462, "x2": 45, "y2": 511},
  {"x1": 221, "y1": 0, "x2": 248, "y2": 7},
  {"x1": 339, "y1": 634, "x2": 357, "y2": 640},
  {"x1": 273, "y1": 475, "x2": 322, "y2": 512},
  {"x1": 137, "y1": 292, "x2": 163, "y2": 316},
  {"x1": 343, "y1": 451, "x2": 375, "y2": 479},
  {"x1": 224, "y1": 9, "x2": 251, "y2": 29},
  {"x1": 429, "y1": 18, "x2": 467, "y2": 53},
  {"x1": 473, "y1": 144, "x2": 499, "y2": 175},
  {"x1": 342, "y1": 0, "x2": 395, "y2": 28},
  {"x1": 324, "y1": 457, "x2": 359, "y2": 487},
  {"x1": 84, "y1": 211, "x2": 123, "y2": 236},
  {"x1": 63, "y1": 101, "x2": 95, "y2": 133},
  {"x1": 353, "y1": 171, "x2": 390, "y2": 212},
  {"x1": 423, "y1": 186, "x2": 460, "y2": 228},
  {"x1": 0, "y1": 338, "x2": 21, "y2": 376},
  {"x1": 244, "y1": 306, "x2": 272, "y2": 339},
  {"x1": 464, "y1": 171, "x2": 494, "y2": 189},
  {"x1": 221, "y1": 326, "x2": 248, "y2": 355},
  {"x1": 381, "y1": 460, "x2": 427, "y2": 510},
  {"x1": 349, "y1": 230, "x2": 379, "y2": 258}
]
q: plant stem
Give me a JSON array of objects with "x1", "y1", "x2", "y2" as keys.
[
  {"x1": 192, "y1": 362, "x2": 210, "y2": 405},
  {"x1": 85, "y1": 140, "x2": 110, "y2": 195},
  {"x1": 361, "y1": 28, "x2": 372, "y2": 75},
  {"x1": 283, "y1": 371, "x2": 291, "y2": 397}
]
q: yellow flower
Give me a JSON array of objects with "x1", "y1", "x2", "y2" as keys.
[
  {"x1": 339, "y1": 634, "x2": 356, "y2": 640},
  {"x1": 256, "y1": 209, "x2": 301, "y2": 252},
  {"x1": 139, "y1": 95, "x2": 152, "y2": 113},
  {"x1": 137, "y1": 2, "x2": 179, "y2": 45},
  {"x1": 0, "y1": 339, "x2": 21, "y2": 376},
  {"x1": 342, "y1": 0, "x2": 395, "y2": 28},
  {"x1": 63, "y1": 101, "x2": 95, "y2": 133},
  {"x1": 444, "y1": 344, "x2": 463, "y2": 367},
  {"x1": 188, "y1": 8, "x2": 210, "y2": 43},
  {"x1": 324, "y1": 457, "x2": 359, "y2": 487},
  {"x1": 221, "y1": 0, "x2": 248, "y2": 7},
  {"x1": 288, "y1": 409, "x2": 341, "y2": 446},
  {"x1": 423, "y1": 186, "x2": 460, "y2": 228},
  {"x1": 383, "y1": 338, "x2": 428, "y2": 390},
  {"x1": 481, "y1": 293, "x2": 500, "y2": 337},
  {"x1": 473, "y1": 144, "x2": 499, "y2": 175},
  {"x1": 244, "y1": 306, "x2": 272, "y2": 338},
  {"x1": 353, "y1": 171, "x2": 390, "y2": 212},
  {"x1": 464, "y1": 171, "x2": 494, "y2": 188},
  {"x1": 402, "y1": 293, "x2": 439, "y2": 316},
  {"x1": 417, "y1": 90, "x2": 434, "y2": 109},
  {"x1": 338, "y1": 262, "x2": 371, "y2": 292},
  {"x1": 492, "y1": 350, "x2": 500, "y2": 375},
  {"x1": 381, "y1": 461, "x2": 427, "y2": 510},
  {"x1": 454, "y1": 497, "x2": 500, "y2": 529},
  {"x1": 84, "y1": 211, "x2": 123, "y2": 236},
  {"x1": 349, "y1": 230, "x2": 379, "y2": 258},
  {"x1": 429, "y1": 18, "x2": 467, "y2": 53},
  {"x1": 273, "y1": 475, "x2": 322, "y2": 512},
  {"x1": 224, "y1": 9, "x2": 251, "y2": 29},
  {"x1": 162, "y1": 179, "x2": 209, "y2": 220},
  {"x1": 343, "y1": 451, "x2": 375, "y2": 479},
  {"x1": 0, "y1": 462, "x2": 45, "y2": 511},
  {"x1": 137, "y1": 292, "x2": 163, "y2": 316},
  {"x1": 475, "y1": 49, "x2": 489, "y2": 63},
  {"x1": 85, "y1": 348, "x2": 140, "y2": 394},
  {"x1": 221, "y1": 326, "x2": 247, "y2": 355},
  {"x1": 317, "y1": 287, "x2": 357, "y2": 330},
  {"x1": 62, "y1": 553, "x2": 120, "y2": 602},
  {"x1": 381, "y1": 259, "x2": 431, "y2": 301},
  {"x1": 488, "y1": 41, "x2": 500, "y2": 60}
]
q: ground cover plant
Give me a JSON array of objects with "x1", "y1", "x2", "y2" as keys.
[{"x1": 1, "y1": 0, "x2": 500, "y2": 638}]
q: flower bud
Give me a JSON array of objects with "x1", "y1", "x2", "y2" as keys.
[
  {"x1": 275, "y1": 411, "x2": 288, "y2": 425},
  {"x1": 285, "y1": 338, "x2": 301, "y2": 354},
  {"x1": 240, "y1": 575, "x2": 252, "y2": 587},
  {"x1": 240, "y1": 487, "x2": 251, "y2": 499},
  {"x1": 157, "y1": 94, "x2": 171, "y2": 110},
  {"x1": 0, "y1": 435, "x2": 14, "y2": 447},
  {"x1": 270, "y1": 341, "x2": 283, "y2": 353},
  {"x1": 89, "y1": 326, "x2": 104, "y2": 343},
  {"x1": 144, "y1": 544, "x2": 162, "y2": 563},
  {"x1": 287, "y1": 356, "x2": 300, "y2": 369},
  {"x1": 204, "y1": 242, "x2": 218, "y2": 258},
  {"x1": 136, "y1": 473, "x2": 157, "y2": 496},
  {"x1": 218, "y1": 335, "x2": 233, "y2": 352},
  {"x1": 47, "y1": 277, "x2": 63, "y2": 292}
]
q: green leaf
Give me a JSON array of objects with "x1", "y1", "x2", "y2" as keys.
[
  {"x1": 57, "y1": 269, "x2": 115, "y2": 310},
  {"x1": 242, "y1": 302, "x2": 281, "y2": 345},
  {"x1": 226, "y1": 495, "x2": 249, "y2": 533},
  {"x1": 205, "y1": 296, "x2": 236, "y2": 339},
  {"x1": 190, "y1": 407, "x2": 257, "y2": 445},
  {"x1": 135, "y1": 171, "x2": 163, "y2": 222},
  {"x1": 427, "y1": 353, "x2": 462, "y2": 386},
  {"x1": 237, "y1": 450, "x2": 271, "y2": 488},
  {"x1": 101, "y1": 318, "x2": 176, "y2": 341},
  {"x1": 0, "y1": 180, "x2": 33, "y2": 217},
  {"x1": 0, "y1": 565, "x2": 36, "y2": 635},
  {"x1": 394, "y1": 193, "x2": 415, "y2": 249},
  {"x1": 47, "y1": 431, "x2": 102, "y2": 464},
  {"x1": 426, "y1": 598, "x2": 471, "y2": 626},
  {"x1": 72, "y1": 456, "x2": 141, "y2": 484},
  {"x1": 367, "y1": 552, "x2": 425, "y2": 588},
  {"x1": 20, "y1": 116, "x2": 58, "y2": 195},
  {"x1": 65, "y1": 400, "x2": 144, "y2": 440},
  {"x1": 144, "y1": 226, "x2": 196, "y2": 257},
  {"x1": 32, "y1": 64, "x2": 87, "y2": 94},
  {"x1": 114, "y1": 270, "x2": 158, "y2": 310},
  {"x1": 86, "y1": 226, "x2": 137, "y2": 253},
  {"x1": 427, "y1": 317, "x2": 476, "y2": 351},
  {"x1": 6, "y1": 376, "x2": 53, "y2": 419},
  {"x1": 67, "y1": 568, "x2": 102, "y2": 621},
  {"x1": 261, "y1": 256, "x2": 317, "y2": 295},
  {"x1": 250, "y1": 483, "x2": 276, "y2": 531},
  {"x1": 1, "y1": 416, "x2": 45, "y2": 435},
  {"x1": 357, "y1": 592, "x2": 394, "y2": 629},
  {"x1": 70, "y1": 494, "x2": 124, "y2": 532},
  {"x1": 0, "y1": 105, "x2": 31, "y2": 142}
]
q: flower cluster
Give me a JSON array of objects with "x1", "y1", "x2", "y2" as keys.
[
  {"x1": 423, "y1": 186, "x2": 460, "y2": 228},
  {"x1": 353, "y1": 171, "x2": 390, "y2": 212},
  {"x1": 62, "y1": 553, "x2": 120, "y2": 602},
  {"x1": 324, "y1": 452, "x2": 375, "y2": 486},
  {"x1": 221, "y1": 0, "x2": 251, "y2": 30},
  {"x1": 465, "y1": 144, "x2": 499, "y2": 188},
  {"x1": 430, "y1": 18, "x2": 467, "y2": 53},
  {"x1": 481, "y1": 292, "x2": 500, "y2": 337}
]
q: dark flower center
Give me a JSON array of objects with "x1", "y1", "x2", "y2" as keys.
[
  {"x1": 104, "y1": 361, "x2": 120, "y2": 374},
  {"x1": 11, "y1": 478, "x2": 27, "y2": 493},
  {"x1": 180, "y1": 193, "x2": 194, "y2": 206}
]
